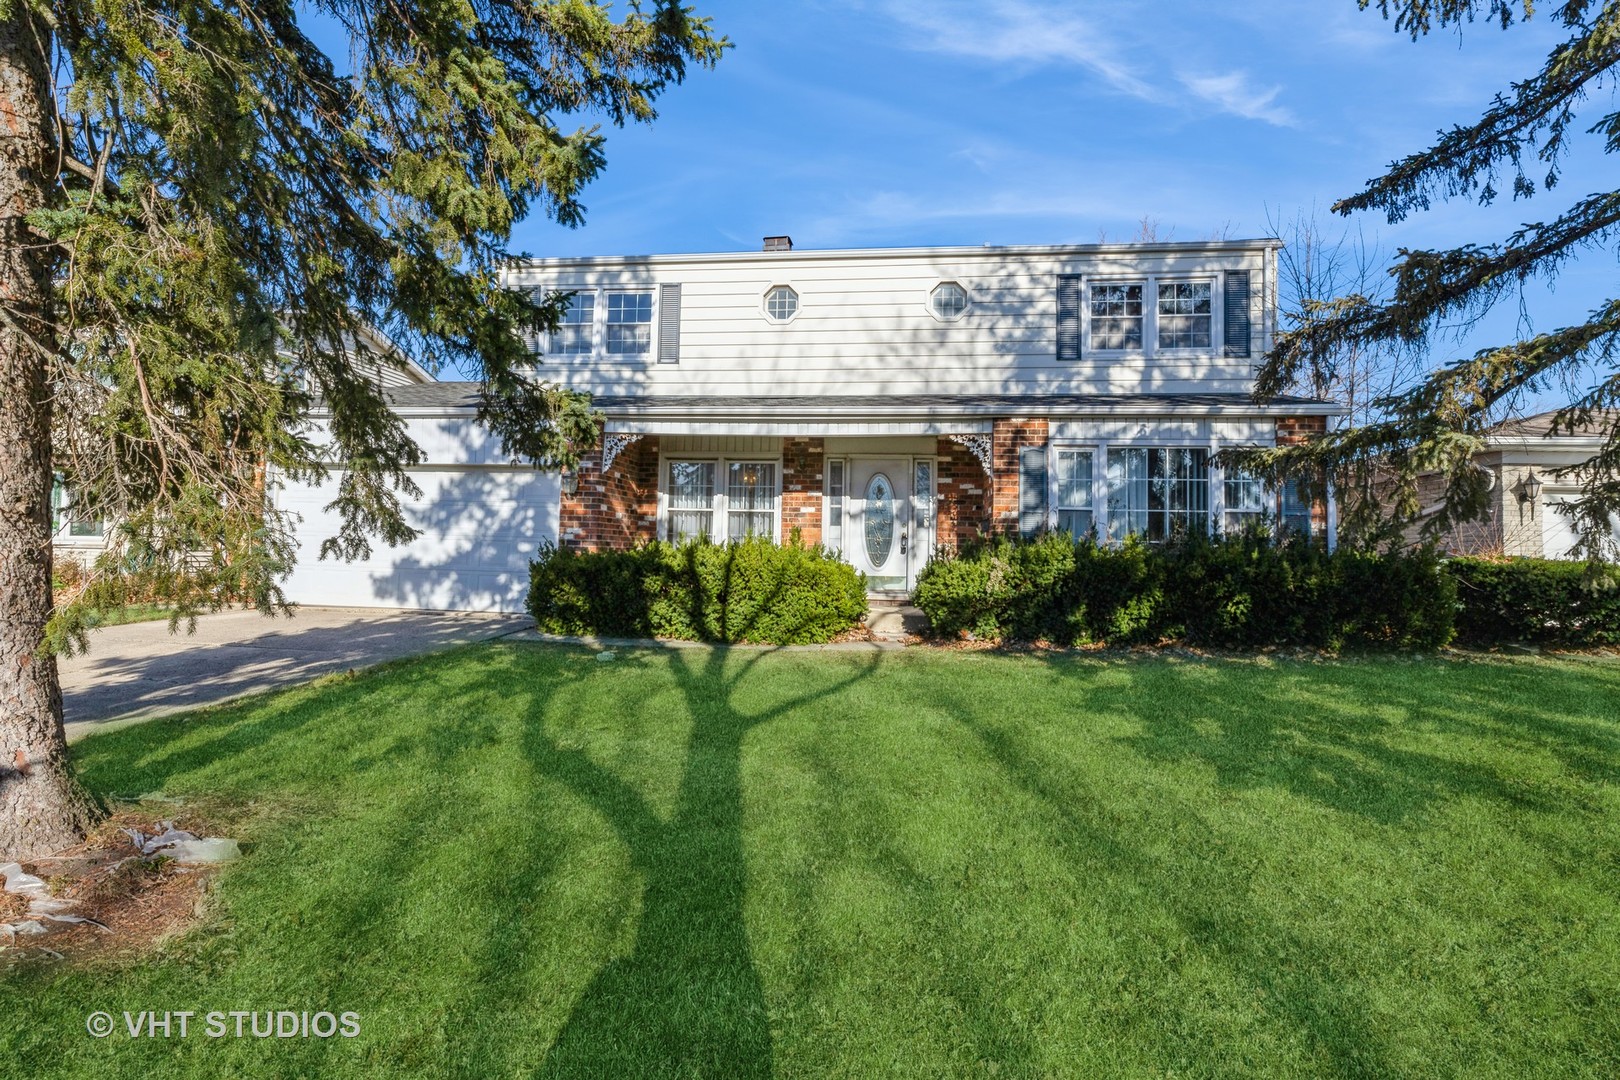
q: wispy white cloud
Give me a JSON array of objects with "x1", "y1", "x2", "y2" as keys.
[
  {"x1": 876, "y1": 0, "x2": 1166, "y2": 102},
  {"x1": 869, "y1": 0, "x2": 1296, "y2": 126},
  {"x1": 1178, "y1": 71, "x2": 1297, "y2": 127}
]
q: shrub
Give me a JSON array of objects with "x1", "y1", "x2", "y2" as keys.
[
  {"x1": 913, "y1": 530, "x2": 1455, "y2": 650},
  {"x1": 528, "y1": 536, "x2": 867, "y2": 645},
  {"x1": 1449, "y1": 556, "x2": 1620, "y2": 646}
]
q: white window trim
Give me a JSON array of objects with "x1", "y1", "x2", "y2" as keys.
[
  {"x1": 1051, "y1": 439, "x2": 1228, "y2": 543},
  {"x1": 927, "y1": 282, "x2": 971, "y2": 323},
  {"x1": 1081, "y1": 277, "x2": 1148, "y2": 358},
  {"x1": 1153, "y1": 277, "x2": 1220, "y2": 355},
  {"x1": 657, "y1": 452, "x2": 785, "y2": 543},
  {"x1": 761, "y1": 283, "x2": 802, "y2": 324},
  {"x1": 823, "y1": 456, "x2": 847, "y2": 553},
  {"x1": 538, "y1": 285, "x2": 659, "y2": 361},
  {"x1": 1079, "y1": 274, "x2": 1222, "y2": 358}
]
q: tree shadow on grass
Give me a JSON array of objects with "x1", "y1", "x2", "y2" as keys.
[
  {"x1": 521, "y1": 643, "x2": 881, "y2": 1078},
  {"x1": 1029, "y1": 654, "x2": 1620, "y2": 825}
]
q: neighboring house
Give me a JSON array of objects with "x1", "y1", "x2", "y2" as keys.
[
  {"x1": 51, "y1": 327, "x2": 433, "y2": 567},
  {"x1": 277, "y1": 237, "x2": 1341, "y2": 612},
  {"x1": 1420, "y1": 409, "x2": 1620, "y2": 559}
]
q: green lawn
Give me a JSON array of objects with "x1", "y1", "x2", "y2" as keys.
[{"x1": 5, "y1": 644, "x2": 1619, "y2": 1078}]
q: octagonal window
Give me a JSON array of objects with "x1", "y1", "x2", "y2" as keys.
[
  {"x1": 931, "y1": 281, "x2": 969, "y2": 320},
  {"x1": 765, "y1": 285, "x2": 799, "y2": 321}
]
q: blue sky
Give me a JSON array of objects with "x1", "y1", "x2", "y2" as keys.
[{"x1": 326, "y1": 2, "x2": 1617, "y2": 395}]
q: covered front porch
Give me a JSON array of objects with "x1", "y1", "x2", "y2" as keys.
[
  {"x1": 557, "y1": 393, "x2": 1340, "y2": 596},
  {"x1": 560, "y1": 424, "x2": 994, "y2": 595}
]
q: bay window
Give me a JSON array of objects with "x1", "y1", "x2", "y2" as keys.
[
  {"x1": 1106, "y1": 448, "x2": 1209, "y2": 541},
  {"x1": 1223, "y1": 469, "x2": 1268, "y2": 533}
]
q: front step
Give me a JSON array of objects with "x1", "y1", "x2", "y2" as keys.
[{"x1": 865, "y1": 599, "x2": 928, "y2": 639}]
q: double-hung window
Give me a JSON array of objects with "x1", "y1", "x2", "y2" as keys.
[
  {"x1": 606, "y1": 291, "x2": 653, "y2": 355},
  {"x1": 726, "y1": 462, "x2": 777, "y2": 540},
  {"x1": 665, "y1": 458, "x2": 779, "y2": 543},
  {"x1": 1089, "y1": 282, "x2": 1144, "y2": 350},
  {"x1": 1157, "y1": 282, "x2": 1212, "y2": 349},
  {"x1": 1106, "y1": 448, "x2": 1209, "y2": 541},
  {"x1": 1054, "y1": 449, "x2": 1094, "y2": 536},
  {"x1": 667, "y1": 461, "x2": 716, "y2": 541},
  {"x1": 1281, "y1": 481, "x2": 1313, "y2": 536},
  {"x1": 549, "y1": 292, "x2": 595, "y2": 356},
  {"x1": 1075, "y1": 276, "x2": 1218, "y2": 354},
  {"x1": 1223, "y1": 469, "x2": 1268, "y2": 533}
]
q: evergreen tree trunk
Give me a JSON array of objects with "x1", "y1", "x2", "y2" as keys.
[{"x1": 0, "y1": 7, "x2": 97, "y2": 859}]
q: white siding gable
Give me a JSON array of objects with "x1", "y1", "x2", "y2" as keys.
[{"x1": 502, "y1": 241, "x2": 1274, "y2": 400}]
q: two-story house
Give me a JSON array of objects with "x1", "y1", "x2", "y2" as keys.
[{"x1": 276, "y1": 238, "x2": 1340, "y2": 612}]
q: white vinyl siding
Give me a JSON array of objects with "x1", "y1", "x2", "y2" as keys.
[{"x1": 504, "y1": 244, "x2": 1270, "y2": 398}]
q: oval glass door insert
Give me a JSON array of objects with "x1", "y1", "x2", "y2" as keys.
[{"x1": 864, "y1": 473, "x2": 895, "y2": 565}]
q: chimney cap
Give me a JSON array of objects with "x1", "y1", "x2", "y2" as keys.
[{"x1": 763, "y1": 235, "x2": 793, "y2": 252}]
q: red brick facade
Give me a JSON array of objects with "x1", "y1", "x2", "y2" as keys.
[
  {"x1": 558, "y1": 435, "x2": 660, "y2": 550},
  {"x1": 1274, "y1": 415, "x2": 1330, "y2": 531},
  {"x1": 781, "y1": 437, "x2": 825, "y2": 545},
  {"x1": 990, "y1": 418, "x2": 1049, "y2": 534},
  {"x1": 557, "y1": 417, "x2": 1330, "y2": 554},
  {"x1": 1276, "y1": 414, "x2": 1327, "y2": 445},
  {"x1": 934, "y1": 436, "x2": 993, "y2": 552}
]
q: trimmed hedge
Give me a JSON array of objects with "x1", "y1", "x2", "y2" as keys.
[
  {"x1": 527, "y1": 536, "x2": 867, "y2": 645},
  {"x1": 912, "y1": 531, "x2": 1456, "y2": 650},
  {"x1": 1450, "y1": 556, "x2": 1620, "y2": 646}
]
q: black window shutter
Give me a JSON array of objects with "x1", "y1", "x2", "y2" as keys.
[
  {"x1": 658, "y1": 283, "x2": 681, "y2": 364},
  {"x1": 1019, "y1": 447, "x2": 1048, "y2": 537},
  {"x1": 1056, "y1": 275, "x2": 1081, "y2": 361},
  {"x1": 1224, "y1": 271, "x2": 1251, "y2": 358}
]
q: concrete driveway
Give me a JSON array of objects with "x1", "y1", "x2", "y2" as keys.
[{"x1": 58, "y1": 607, "x2": 531, "y2": 740}]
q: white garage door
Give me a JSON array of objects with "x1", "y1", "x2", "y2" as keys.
[
  {"x1": 277, "y1": 467, "x2": 561, "y2": 612},
  {"x1": 1543, "y1": 495, "x2": 1620, "y2": 560}
]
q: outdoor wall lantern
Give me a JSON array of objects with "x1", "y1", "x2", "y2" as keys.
[
  {"x1": 561, "y1": 469, "x2": 579, "y2": 496},
  {"x1": 1515, "y1": 470, "x2": 1543, "y2": 505}
]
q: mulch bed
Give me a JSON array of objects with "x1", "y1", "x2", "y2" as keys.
[{"x1": 3, "y1": 808, "x2": 225, "y2": 968}]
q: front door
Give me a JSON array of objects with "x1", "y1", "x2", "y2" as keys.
[{"x1": 848, "y1": 458, "x2": 911, "y2": 592}]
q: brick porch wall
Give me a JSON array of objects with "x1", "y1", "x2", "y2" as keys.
[
  {"x1": 1276, "y1": 415, "x2": 1327, "y2": 445},
  {"x1": 558, "y1": 435, "x2": 660, "y2": 550},
  {"x1": 935, "y1": 437, "x2": 992, "y2": 552},
  {"x1": 780, "y1": 437, "x2": 824, "y2": 545},
  {"x1": 1275, "y1": 415, "x2": 1329, "y2": 532},
  {"x1": 990, "y1": 418, "x2": 1050, "y2": 534}
]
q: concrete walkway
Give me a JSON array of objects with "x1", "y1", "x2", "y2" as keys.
[{"x1": 59, "y1": 607, "x2": 530, "y2": 740}]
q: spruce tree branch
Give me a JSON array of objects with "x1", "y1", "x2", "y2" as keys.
[{"x1": 1337, "y1": 4, "x2": 1620, "y2": 221}]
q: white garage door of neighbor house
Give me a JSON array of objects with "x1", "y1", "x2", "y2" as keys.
[
  {"x1": 278, "y1": 467, "x2": 561, "y2": 612},
  {"x1": 1542, "y1": 496, "x2": 1620, "y2": 560}
]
